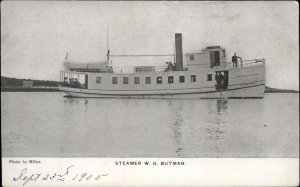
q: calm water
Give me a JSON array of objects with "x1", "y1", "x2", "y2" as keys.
[{"x1": 1, "y1": 92, "x2": 299, "y2": 157}]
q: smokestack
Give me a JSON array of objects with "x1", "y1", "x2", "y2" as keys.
[{"x1": 175, "y1": 33, "x2": 183, "y2": 71}]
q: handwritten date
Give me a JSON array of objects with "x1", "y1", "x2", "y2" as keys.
[{"x1": 13, "y1": 165, "x2": 108, "y2": 186}]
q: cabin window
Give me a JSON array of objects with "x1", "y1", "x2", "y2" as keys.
[
  {"x1": 96, "y1": 77, "x2": 101, "y2": 84},
  {"x1": 222, "y1": 50, "x2": 226, "y2": 57},
  {"x1": 191, "y1": 75, "x2": 196, "y2": 82},
  {"x1": 207, "y1": 74, "x2": 212, "y2": 81},
  {"x1": 112, "y1": 77, "x2": 118, "y2": 84},
  {"x1": 157, "y1": 76, "x2": 162, "y2": 84},
  {"x1": 168, "y1": 76, "x2": 174, "y2": 84},
  {"x1": 190, "y1": 55, "x2": 194, "y2": 61},
  {"x1": 146, "y1": 77, "x2": 151, "y2": 84},
  {"x1": 179, "y1": 76, "x2": 185, "y2": 83},
  {"x1": 123, "y1": 77, "x2": 129, "y2": 84},
  {"x1": 134, "y1": 77, "x2": 140, "y2": 84}
]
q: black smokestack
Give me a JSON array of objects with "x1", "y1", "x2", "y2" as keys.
[{"x1": 175, "y1": 33, "x2": 183, "y2": 71}]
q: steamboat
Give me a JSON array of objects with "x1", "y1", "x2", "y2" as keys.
[{"x1": 59, "y1": 33, "x2": 265, "y2": 99}]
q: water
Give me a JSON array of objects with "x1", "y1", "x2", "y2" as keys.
[{"x1": 1, "y1": 92, "x2": 299, "y2": 157}]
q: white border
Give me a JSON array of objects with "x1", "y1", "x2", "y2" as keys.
[{"x1": 2, "y1": 157, "x2": 299, "y2": 186}]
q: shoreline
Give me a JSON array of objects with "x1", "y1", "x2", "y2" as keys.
[{"x1": 1, "y1": 87, "x2": 61, "y2": 92}]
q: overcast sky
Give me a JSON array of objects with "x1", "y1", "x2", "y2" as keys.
[{"x1": 1, "y1": 1, "x2": 299, "y2": 90}]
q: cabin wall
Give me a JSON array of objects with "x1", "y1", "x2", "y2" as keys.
[
  {"x1": 86, "y1": 70, "x2": 217, "y2": 91},
  {"x1": 186, "y1": 49, "x2": 227, "y2": 72},
  {"x1": 186, "y1": 52, "x2": 210, "y2": 71}
]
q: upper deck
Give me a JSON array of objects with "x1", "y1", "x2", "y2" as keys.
[{"x1": 63, "y1": 45, "x2": 263, "y2": 75}]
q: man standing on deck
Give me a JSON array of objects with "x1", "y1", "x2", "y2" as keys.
[{"x1": 232, "y1": 53, "x2": 242, "y2": 67}]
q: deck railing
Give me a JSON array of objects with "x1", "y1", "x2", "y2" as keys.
[
  {"x1": 111, "y1": 65, "x2": 189, "y2": 73},
  {"x1": 60, "y1": 58, "x2": 265, "y2": 78},
  {"x1": 60, "y1": 81, "x2": 86, "y2": 89},
  {"x1": 227, "y1": 58, "x2": 265, "y2": 68}
]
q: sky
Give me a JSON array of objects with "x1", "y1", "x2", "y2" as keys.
[{"x1": 1, "y1": 1, "x2": 299, "y2": 90}]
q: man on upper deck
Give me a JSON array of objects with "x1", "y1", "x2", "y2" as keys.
[
  {"x1": 232, "y1": 53, "x2": 242, "y2": 67},
  {"x1": 165, "y1": 62, "x2": 174, "y2": 71}
]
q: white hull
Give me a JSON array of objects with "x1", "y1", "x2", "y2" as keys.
[{"x1": 60, "y1": 83, "x2": 265, "y2": 99}]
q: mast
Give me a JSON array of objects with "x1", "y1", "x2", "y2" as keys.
[{"x1": 106, "y1": 17, "x2": 110, "y2": 68}]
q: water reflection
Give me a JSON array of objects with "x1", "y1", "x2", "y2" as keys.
[
  {"x1": 206, "y1": 99, "x2": 228, "y2": 157},
  {"x1": 167, "y1": 100, "x2": 184, "y2": 157},
  {"x1": 62, "y1": 97, "x2": 90, "y2": 124},
  {"x1": 217, "y1": 99, "x2": 228, "y2": 113},
  {"x1": 63, "y1": 97, "x2": 80, "y2": 104}
]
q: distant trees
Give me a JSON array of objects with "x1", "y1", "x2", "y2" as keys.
[{"x1": 1, "y1": 76, "x2": 60, "y2": 87}]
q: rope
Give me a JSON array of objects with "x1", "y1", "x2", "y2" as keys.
[{"x1": 110, "y1": 54, "x2": 174, "y2": 57}]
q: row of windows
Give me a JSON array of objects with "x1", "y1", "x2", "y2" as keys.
[{"x1": 96, "y1": 75, "x2": 201, "y2": 85}]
